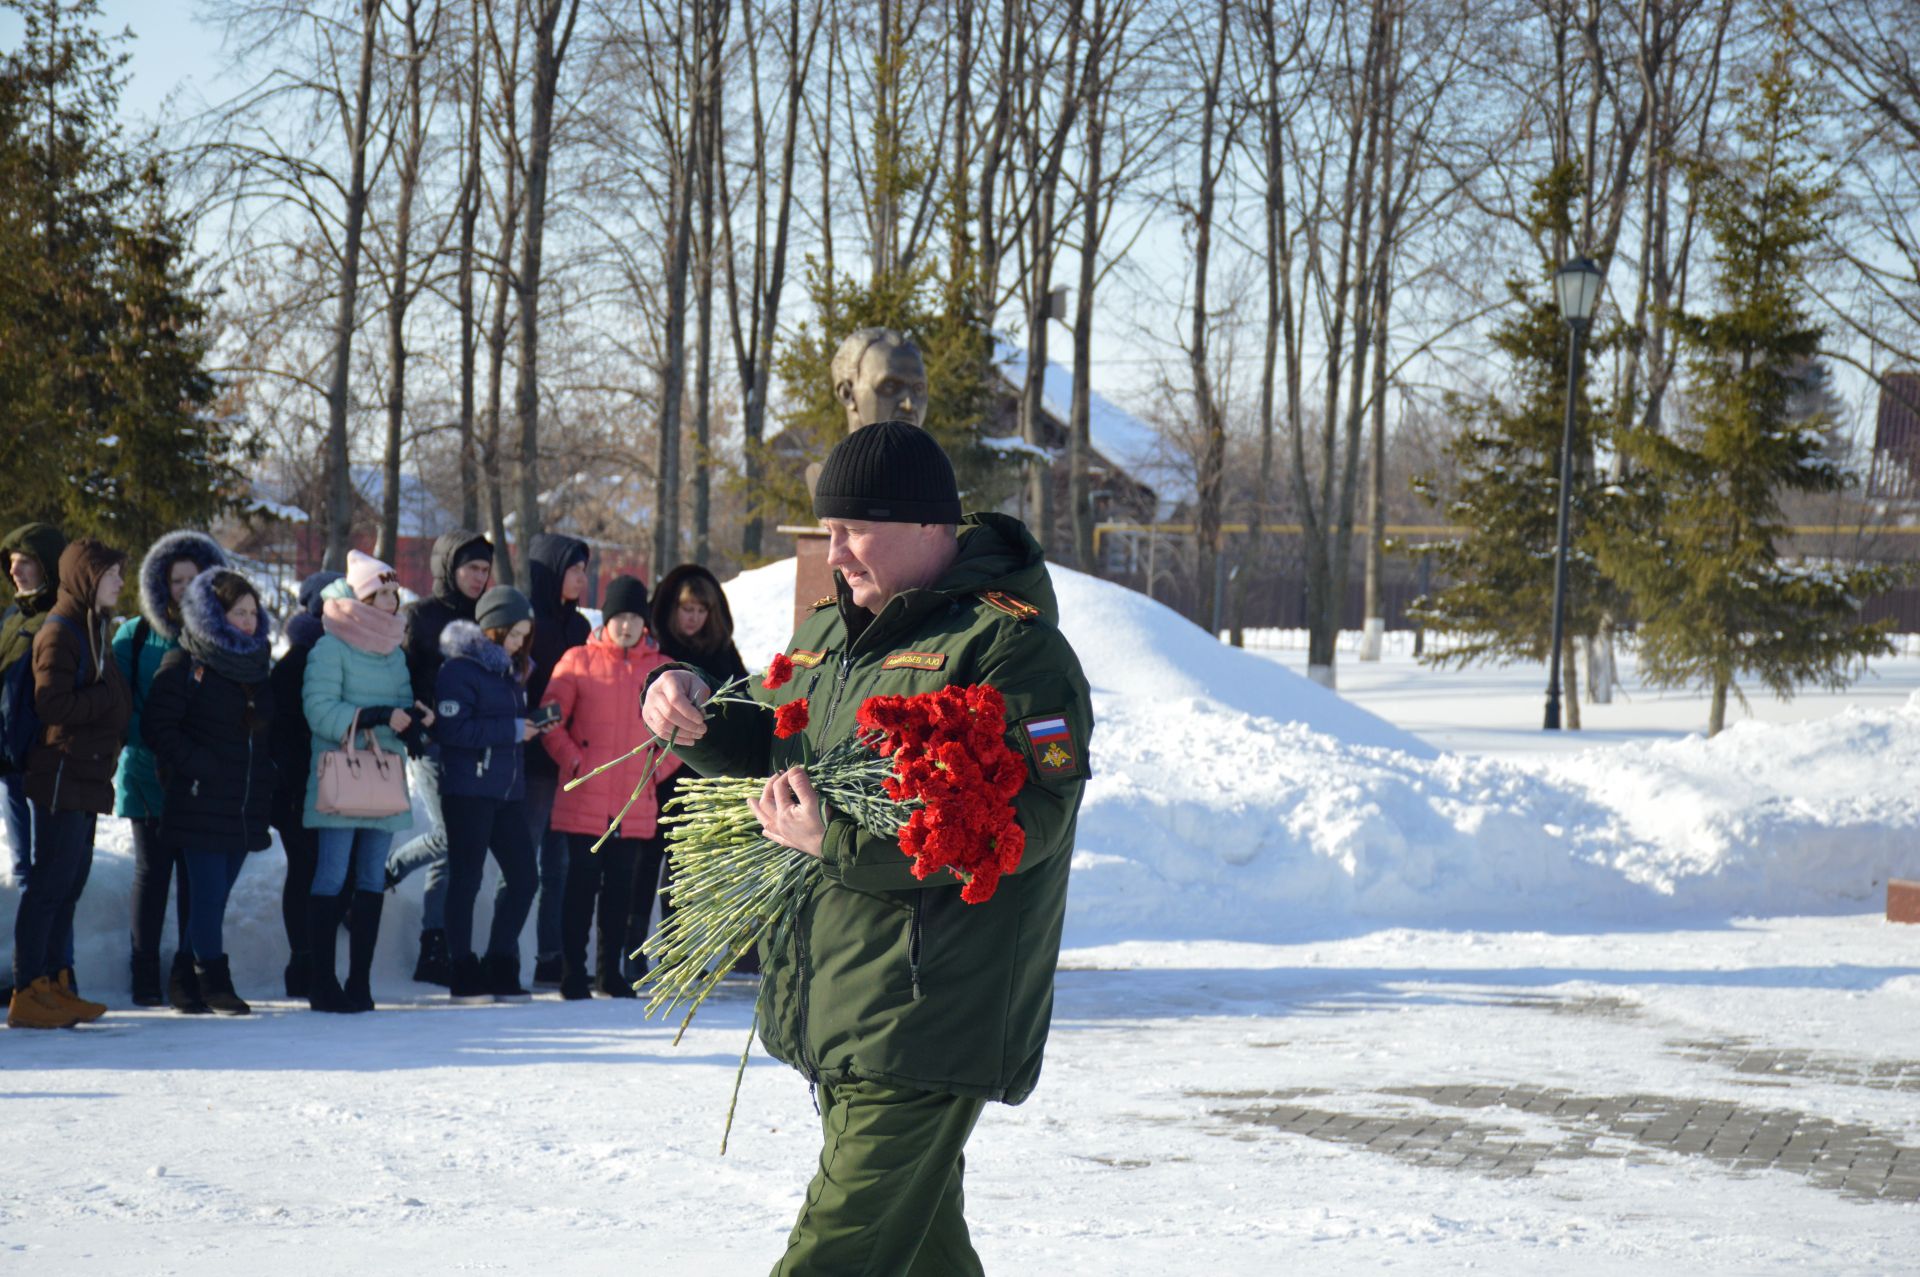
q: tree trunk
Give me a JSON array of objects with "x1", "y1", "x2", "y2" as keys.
[
  {"x1": 1190, "y1": 0, "x2": 1231, "y2": 635},
  {"x1": 377, "y1": 0, "x2": 428, "y2": 566},
  {"x1": 513, "y1": 0, "x2": 579, "y2": 560},
  {"x1": 1708, "y1": 672, "x2": 1727, "y2": 737},
  {"x1": 321, "y1": 1, "x2": 381, "y2": 572},
  {"x1": 456, "y1": 0, "x2": 484, "y2": 532},
  {"x1": 1564, "y1": 631, "x2": 1581, "y2": 730},
  {"x1": 652, "y1": 0, "x2": 700, "y2": 576},
  {"x1": 692, "y1": 14, "x2": 720, "y2": 567}
]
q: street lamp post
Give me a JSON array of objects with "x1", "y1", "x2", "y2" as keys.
[{"x1": 1545, "y1": 255, "x2": 1603, "y2": 731}]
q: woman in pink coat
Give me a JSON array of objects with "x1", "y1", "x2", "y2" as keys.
[{"x1": 538, "y1": 576, "x2": 680, "y2": 999}]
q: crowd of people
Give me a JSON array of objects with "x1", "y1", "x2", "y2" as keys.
[{"x1": 0, "y1": 520, "x2": 746, "y2": 1029}]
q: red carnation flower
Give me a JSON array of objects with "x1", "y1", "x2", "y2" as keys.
[
  {"x1": 773, "y1": 698, "x2": 809, "y2": 739},
  {"x1": 763, "y1": 653, "x2": 795, "y2": 689}
]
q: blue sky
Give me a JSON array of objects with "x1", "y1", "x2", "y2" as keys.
[{"x1": 0, "y1": 1, "x2": 236, "y2": 127}]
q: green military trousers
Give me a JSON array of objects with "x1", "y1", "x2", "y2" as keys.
[{"x1": 771, "y1": 1079, "x2": 989, "y2": 1276}]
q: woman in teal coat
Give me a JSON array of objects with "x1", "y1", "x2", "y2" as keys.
[
  {"x1": 300, "y1": 552, "x2": 430, "y2": 1011},
  {"x1": 112, "y1": 529, "x2": 228, "y2": 1010}
]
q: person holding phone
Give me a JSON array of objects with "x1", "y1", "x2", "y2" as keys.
[{"x1": 433, "y1": 586, "x2": 546, "y2": 1002}]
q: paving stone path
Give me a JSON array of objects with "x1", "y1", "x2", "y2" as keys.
[{"x1": 1194, "y1": 1084, "x2": 1920, "y2": 1204}]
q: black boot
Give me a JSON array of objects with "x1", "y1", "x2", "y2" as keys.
[
  {"x1": 285, "y1": 954, "x2": 310, "y2": 1000},
  {"x1": 195, "y1": 956, "x2": 250, "y2": 1016},
  {"x1": 531, "y1": 954, "x2": 564, "y2": 988},
  {"x1": 305, "y1": 894, "x2": 347, "y2": 1012},
  {"x1": 484, "y1": 951, "x2": 529, "y2": 1001},
  {"x1": 412, "y1": 928, "x2": 451, "y2": 986},
  {"x1": 342, "y1": 891, "x2": 384, "y2": 1013},
  {"x1": 169, "y1": 952, "x2": 211, "y2": 1015},
  {"x1": 559, "y1": 957, "x2": 591, "y2": 1001},
  {"x1": 131, "y1": 952, "x2": 164, "y2": 1007},
  {"x1": 448, "y1": 953, "x2": 488, "y2": 1004}
]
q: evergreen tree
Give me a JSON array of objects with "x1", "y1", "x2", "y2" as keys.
[
  {"x1": 1600, "y1": 22, "x2": 1900, "y2": 736},
  {"x1": 0, "y1": 0, "x2": 247, "y2": 551},
  {"x1": 1409, "y1": 165, "x2": 1632, "y2": 722}
]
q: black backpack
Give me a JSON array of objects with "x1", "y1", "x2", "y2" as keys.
[{"x1": 0, "y1": 612, "x2": 86, "y2": 772}]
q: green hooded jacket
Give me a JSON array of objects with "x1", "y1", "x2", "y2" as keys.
[
  {"x1": 671, "y1": 513, "x2": 1092, "y2": 1105},
  {"x1": 0, "y1": 525, "x2": 69, "y2": 742}
]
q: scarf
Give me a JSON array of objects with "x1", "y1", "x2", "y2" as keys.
[
  {"x1": 323, "y1": 596, "x2": 407, "y2": 655},
  {"x1": 179, "y1": 623, "x2": 272, "y2": 686}
]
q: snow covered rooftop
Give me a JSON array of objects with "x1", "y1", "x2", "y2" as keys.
[{"x1": 993, "y1": 338, "x2": 1191, "y2": 506}]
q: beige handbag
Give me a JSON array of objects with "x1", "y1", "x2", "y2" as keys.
[{"x1": 314, "y1": 708, "x2": 410, "y2": 819}]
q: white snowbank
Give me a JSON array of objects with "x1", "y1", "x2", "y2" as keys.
[
  {"x1": 7, "y1": 558, "x2": 1920, "y2": 992},
  {"x1": 719, "y1": 557, "x2": 1920, "y2": 939}
]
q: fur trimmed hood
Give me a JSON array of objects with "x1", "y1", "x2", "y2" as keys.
[
  {"x1": 138, "y1": 530, "x2": 229, "y2": 640},
  {"x1": 440, "y1": 618, "x2": 512, "y2": 678},
  {"x1": 179, "y1": 568, "x2": 274, "y2": 657}
]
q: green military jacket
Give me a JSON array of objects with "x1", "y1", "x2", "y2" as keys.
[{"x1": 672, "y1": 513, "x2": 1093, "y2": 1105}]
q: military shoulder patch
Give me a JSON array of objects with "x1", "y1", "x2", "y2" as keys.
[
  {"x1": 881, "y1": 650, "x2": 947, "y2": 672},
  {"x1": 981, "y1": 590, "x2": 1040, "y2": 621},
  {"x1": 811, "y1": 595, "x2": 838, "y2": 611},
  {"x1": 788, "y1": 649, "x2": 826, "y2": 669},
  {"x1": 1020, "y1": 714, "x2": 1084, "y2": 781}
]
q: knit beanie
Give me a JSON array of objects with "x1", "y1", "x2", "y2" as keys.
[
  {"x1": 346, "y1": 549, "x2": 400, "y2": 600},
  {"x1": 476, "y1": 585, "x2": 534, "y2": 632},
  {"x1": 601, "y1": 574, "x2": 649, "y2": 622},
  {"x1": 812, "y1": 420, "x2": 963, "y2": 524}
]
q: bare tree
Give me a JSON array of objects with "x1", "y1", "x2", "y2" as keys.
[
  {"x1": 372, "y1": 0, "x2": 448, "y2": 563},
  {"x1": 511, "y1": 0, "x2": 582, "y2": 557},
  {"x1": 722, "y1": 0, "x2": 822, "y2": 561}
]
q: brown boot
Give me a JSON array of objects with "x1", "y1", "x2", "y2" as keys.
[
  {"x1": 50, "y1": 968, "x2": 107, "y2": 1023},
  {"x1": 8, "y1": 977, "x2": 81, "y2": 1029}
]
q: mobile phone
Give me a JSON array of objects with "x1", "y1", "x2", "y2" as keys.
[{"x1": 531, "y1": 702, "x2": 563, "y2": 728}]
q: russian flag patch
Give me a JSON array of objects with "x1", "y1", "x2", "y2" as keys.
[{"x1": 1021, "y1": 714, "x2": 1082, "y2": 780}]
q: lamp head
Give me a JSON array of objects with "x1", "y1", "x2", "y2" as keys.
[{"x1": 1555, "y1": 255, "x2": 1604, "y2": 327}]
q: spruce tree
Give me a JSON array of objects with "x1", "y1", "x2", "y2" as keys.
[
  {"x1": 1600, "y1": 24, "x2": 1900, "y2": 736},
  {"x1": 1410, "y1": 165, "x2": 1631, "y2": 724},
  {"x1": 0, "y1": 0, "x2": 246, "y2": 550}
]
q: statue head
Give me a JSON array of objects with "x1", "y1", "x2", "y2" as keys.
[{"x1": 832, "y1": 328, "x2": 927, "y2": 431}]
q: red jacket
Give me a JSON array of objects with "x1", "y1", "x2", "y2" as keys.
[{"x1": 539, "y1": 627, "x2": 681, "y2": 838}]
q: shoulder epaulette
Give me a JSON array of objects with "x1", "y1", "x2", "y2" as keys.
[
  {"x1": 810, "y1": 595, "x2": 837, "y2": 611},
  {"x1": 979, "y1": 590, "x2": 1040, "y2": 621}
]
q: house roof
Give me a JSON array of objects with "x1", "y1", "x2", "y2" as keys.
[{"x1": 992, "y1": 338, "x2": 1190, "y2": 505}]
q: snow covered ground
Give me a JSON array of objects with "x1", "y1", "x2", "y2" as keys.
[{"x1": 6, "y1": 561, "x2": 1920, "y2": 1272}]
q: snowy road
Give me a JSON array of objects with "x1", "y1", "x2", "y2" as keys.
[{"x1": 8, "y1": 919, "x2": 1919, "y2": 1273}]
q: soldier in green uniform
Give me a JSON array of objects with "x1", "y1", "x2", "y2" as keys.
[{"x1": 644, "y1": 421, "x2": 1093, "y2": 1275}]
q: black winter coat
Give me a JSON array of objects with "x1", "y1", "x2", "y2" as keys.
[
  {"x1": 524, "y1": 532, "x2": 590, "y2": 778},
  {"x1": 268, "y1": 612, "x2": 323, "y2": 829},
  {"x1": 144, "y1": 636, "x2": 278, "y2": 854},
  {"x1": 403, "y1": 529, "x2": 491, "y2": 707}
]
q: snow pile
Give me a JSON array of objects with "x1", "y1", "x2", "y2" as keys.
[
  {"x1": 7, "y1": 557, "x2": 1920, "y2": 991},
  {"x1": 720, "y1": 558, "x2": 1920, "y2": 938}
]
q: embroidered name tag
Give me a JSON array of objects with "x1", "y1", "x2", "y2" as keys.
[
  {"x1": 1022, "y1": 715, "x2": 1081, "y2": 779},
  {"x1": 789, "y1": 649, "x2": 826, "y2": 669},
  {"x1": 881, "y1": 650, "x2": 947, "y2": 672}
]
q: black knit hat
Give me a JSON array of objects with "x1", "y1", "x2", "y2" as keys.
[
  {"x1": 601, "y1": 574, "x2": 649, "y2": 621},
  {"x1": 813, "y1": 420, "x2": 963, "y2": 524},
  {"x1": 476, "y1": 585, "x2": 533, "y2": 632}
]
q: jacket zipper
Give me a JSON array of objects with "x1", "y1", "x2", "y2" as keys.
[
  {"x1": 908, "y1": 893, "x2": 925, "y2": 1001},
  {"x1": 793, "y1": 648, "x2": 852, "y2": 1096},
  {"x1": 50, "y1": 758, "x2": 65, "y2": 810},
  {"x1": 240, "y1": 732, "x2": 254, "y2": 842}
]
